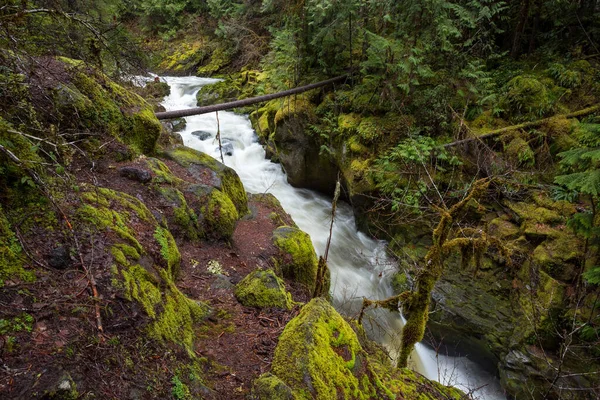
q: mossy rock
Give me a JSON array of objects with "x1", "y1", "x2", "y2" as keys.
[
  {"x1": 488, "y1": 217, "x2": 521, "y2": 240},
  {"x1": 250, "y1": 373, "x2": 295, "y2": 400},
  {"x1": 234, "y1": 269, "x2": 293, "y2": 310},
  {"x1": 505, "y1": 201, "x2": 563, "y2": 225},
  {"x1": 270, "y1": 298, "x2": 464, "y2": 400},
  {"x1": 504, "y1": 136, "x2": 535, "y2": 167},
  {"x1": 272, "y1": 226, "x2": 318, "y2": 292},
  {"x1": 55, "y1": 58, "x2": 162, "y2": 155},
  {"x1": 163, "y1": 146, "x2": 248, "y2": 216},
  {"x1": 77, "y1": 186, "x2": 209, "y2": 354},
  {"x1": 142, "y1": 81, "x2": 171, "y2": 99},
  {"x1": 186, "y1": 184, "x2": 239, "y2": 240},
  {"x1": 156, "y1": 186, "x2": 202, "y2": 240},
  {"x1": 532, "y1": 233, "x2": 581, "y2": 282},
  {"x1": 196, "y1": 79, "x2": 240, "y2": 106}
]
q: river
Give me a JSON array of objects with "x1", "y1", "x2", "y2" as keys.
[{"x1": 159, "y1": 76, "x2": 506, "y2": 400}]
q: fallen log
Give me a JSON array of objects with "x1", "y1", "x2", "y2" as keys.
[
  {"x1": 444, "y1": 104, "x2": 600, "y2": 148},
  {"x1": 155, "y1": 75, "x2": 348, "y2": 120}
]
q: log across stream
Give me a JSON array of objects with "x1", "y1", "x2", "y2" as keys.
[{"x1": 159, "y1": 76, "x2": 506, "y2": 400}]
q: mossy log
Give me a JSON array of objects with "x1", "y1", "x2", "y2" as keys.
[
  {"x1": 444, "y1": 104, "x2": 600, "y2": 148},
  {"x1": 155, "y1": 75, "x2": 347, "y2": 120}
]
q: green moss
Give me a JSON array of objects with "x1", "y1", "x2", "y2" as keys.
[
  {"x1": 271, "y1": 298, "x2": 372, "y2": 399},
  {"x1": 274, "y1": 97, "x2": 314, "y2": 126},
  {"x1": 57, "y1": 58, "x2": 161, "y2": 155},
  {"x1": 122, "y1": 264, "x2": 162, "y2": 318},
  {"x1": 154, "y1": 226, "x2": 181, "y2": 278},
  {"x1": 163, "y1": 146, "x2": 248, "y2": 215},
  {"x1": 273, "y1": 226, "x2": 319, "y2": 292},
  {"x1": 157, "y1": 187, "x2": 201, "y2": 240},
  {"x1": 251, "y1": 374, "x2": 295, "y2": 400},
  {"x1": 0, "y1": 206, "x2": 35, "y2": 286},
  {"x1": 234, "y1": 269, "x2": 293, "y2": 310},
  {"x1": 338, "y1": 113, "x2": 360, "y2": 136},
  {"x1": 77, "y1": 204, "x2": 143, "y2": 254},
  {"x1": 197, "y1": 46, "x2": 232, "y2": 76},
  {"x1": 270, "y1": 298, "x2": 463, "y2": 399},
  {"x1": 149, "y1": 274, "x2": 210, "y2": 356},
  {"x1": 503, "y1": 75, "x2": 553, "y2": 119},
  {"x1": 81, "y1": 186, "x2": 154, "y2": 223},
  {"x1": 505, "y1": 136, "x2": 535, "y2": 167},
  {"x1": 202, "y1": 189, "x2": 239, "y2": 240},
  {"x1": 505, "y1": 201, "x2": 563, "y2": 225},
  {"x1": 128, "y1": 108, "x2": 163, "y2": 154},
  {"x1": 347, "y1": 135, "x2": 369, "y2": 155},
  {"x1": 145, "y1": 158, "x2": 182, "y2": 184},
  {"x1": 532, "y1": 233, "x2": 581, "y2": 281},
  {"x1": 488, "y1": 217, "x2": 521, "y2": 239}
]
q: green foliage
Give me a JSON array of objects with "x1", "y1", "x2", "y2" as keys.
[
  {"x1": 171, "y1": 375, "x2": 191, "y2": 400},
  {"x1": 373, "y1": 135, "x2": 461, "y2": 212},
  {"x1": 0, "y1": 313, "x2": 34, "y2": 334}
]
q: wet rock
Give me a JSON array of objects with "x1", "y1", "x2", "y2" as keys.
[
  {"x1": 119, "y1": 166, "x2": 152, "y2": 183},
  {"x1": 170, "y1": 117, "x2": 187, "y2": 133},
  {"x1": 48, "y1": 246, "x2": 71, "y2": 270},
  {"x1": 216, "y1": 141, "x2": 234, "y2": 156},
  {"x1": 191, "y1": 130, "x2": 212, "y2": 140},
  {"x1": 210, "y1": 274, "x2": 234, "y2": 290}
]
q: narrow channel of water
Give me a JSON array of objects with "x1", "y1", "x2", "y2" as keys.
[{"x1": 160, "y1": 76, "x2": 506, "y2": 400}]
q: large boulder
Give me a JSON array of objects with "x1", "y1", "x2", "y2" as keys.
[{"x1": 259, "y1": 297, "x2": 464, "y2": 399}]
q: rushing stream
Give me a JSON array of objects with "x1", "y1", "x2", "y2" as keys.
[{"x1": 159, "y1": 76, "x2": 506, "y2": 399}]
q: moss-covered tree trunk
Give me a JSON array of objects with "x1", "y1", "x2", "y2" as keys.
[{"x1": 397, "y1": 179, "x2": 490, "y2": 368}]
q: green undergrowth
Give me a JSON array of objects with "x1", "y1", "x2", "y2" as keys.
[{"x1": 0, "y1": 206, "x2": 35, "y2": 287}]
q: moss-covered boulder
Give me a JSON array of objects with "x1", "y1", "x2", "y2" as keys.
[
  {"x1": 163, "y1": 146, "x2": 248, "y2": 215},
  {"x1": 272, "y1": 226, "x2": 319, "y2": 292},
  {"x1": 266, "y1": 298, "x2": 463, "y2": 400},
  {"x1": 186, "y1": 184, "x2": 239, "y2": 240},
  {"x1": 502, "y1": 75, "x2": 553, "y2": 120},
  {"x1": 54, "y1": 57, "x2": 163, "y2": 155},
  {"x1": 76, "y1": 185, "x2": 209, "y2": 354},
  {"x1": 234, "y1": 269, "x2": 293, "y2": 310}
]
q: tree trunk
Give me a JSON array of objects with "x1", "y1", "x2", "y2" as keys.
[{"x1": 511, "y1": 0, "x2": 531, "y2": 58}]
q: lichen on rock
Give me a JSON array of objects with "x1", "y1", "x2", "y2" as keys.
[{"x1": 234, "y1": 269, "x2": 293, "y2": 310}]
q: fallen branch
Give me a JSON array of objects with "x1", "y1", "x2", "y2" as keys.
[{"x1": 444, "y1": 104, "x2": 600, "y2": 148}]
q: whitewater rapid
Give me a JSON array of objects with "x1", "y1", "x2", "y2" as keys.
[{"x1": 159, "y1": 76, "x2": 506, "y2": 400}]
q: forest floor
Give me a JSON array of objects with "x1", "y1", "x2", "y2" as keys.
[{"x1": 0, "y1": 151, "x2": 312, "y2": 399}]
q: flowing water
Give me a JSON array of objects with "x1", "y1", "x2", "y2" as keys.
[{"x1": 159, "y1": 76, "x2": 506, "y2": 399}]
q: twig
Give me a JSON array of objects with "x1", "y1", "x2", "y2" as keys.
[{"x1": 215, "y1": 111, "x2": 224, "y2": 164}]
